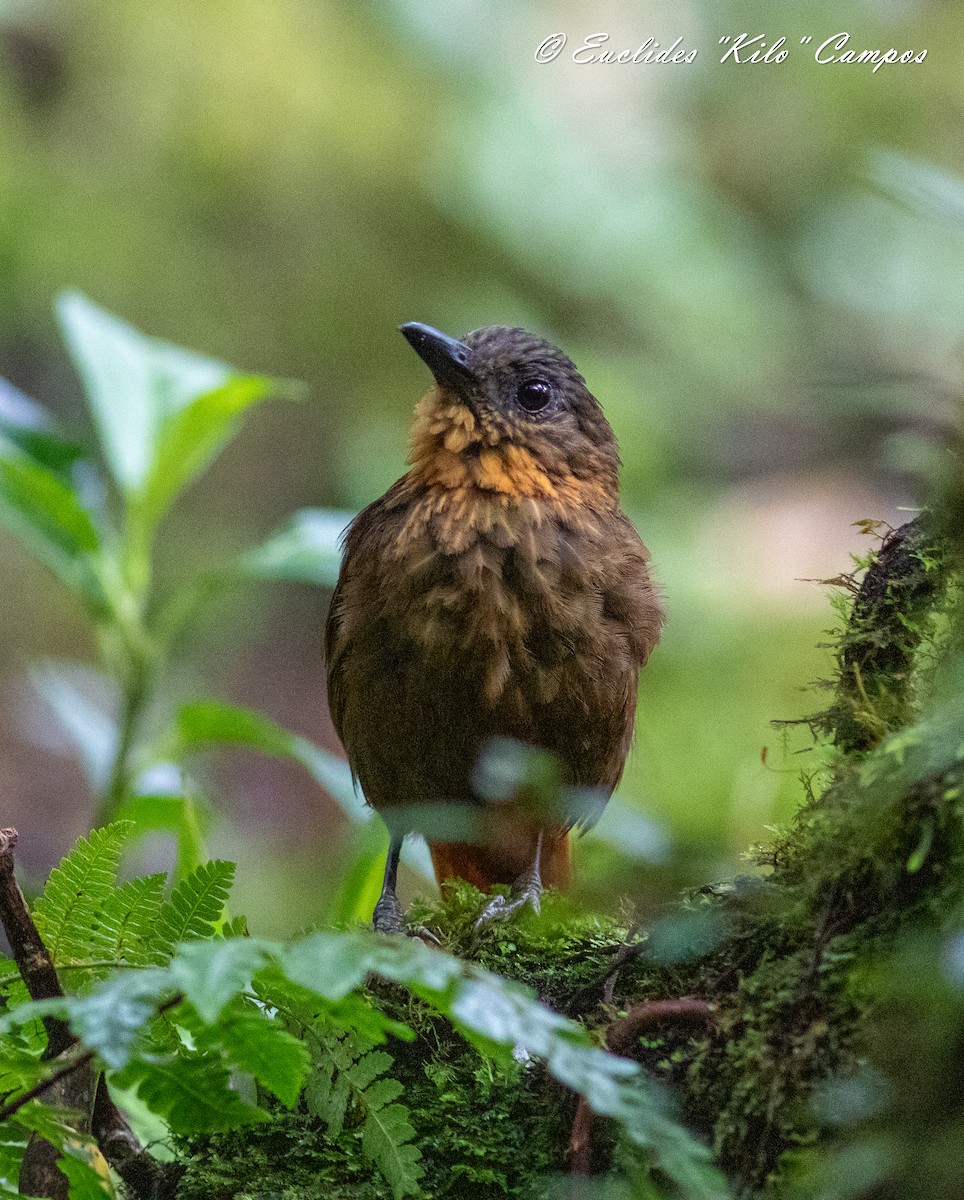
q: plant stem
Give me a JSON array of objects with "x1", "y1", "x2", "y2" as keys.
[{"x1": 97, "y1": 647, "x2": 149, "y2": 827}]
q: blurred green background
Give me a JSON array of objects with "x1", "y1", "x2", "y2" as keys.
[{"x1": 1, "y1": 0, "x2": 961, "y2": 932}]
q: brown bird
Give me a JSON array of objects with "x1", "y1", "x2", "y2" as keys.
[{"x1": 325, "y1": 323, "x2": 663, "y2": 932}]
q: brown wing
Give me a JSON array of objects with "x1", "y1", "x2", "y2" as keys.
[{"x1": 323, "y1": 481, "x2": 408, "y2": 753}]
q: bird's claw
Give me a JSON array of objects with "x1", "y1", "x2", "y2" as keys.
[
  {"x1": 474, "y1": 883, "x2": 542, "y2": 930},
  {"x1": 373, "y1": 895, "x2": 441, "y2": 945}
]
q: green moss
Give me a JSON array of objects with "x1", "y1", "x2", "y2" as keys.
[
  {"x1": 176, "y1": 897, "x2": 622, "y2": 1200},
  {"x1": 174, "y1": 517, "x2": 964, "y2": 1199}
]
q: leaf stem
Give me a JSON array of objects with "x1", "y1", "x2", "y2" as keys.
[{"x1": 97, "y1": 649, "x2": 150, "y2": 826}]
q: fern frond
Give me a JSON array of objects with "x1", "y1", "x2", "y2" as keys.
[
  {"x1": 220, "y1": 914, "x2": 249, "y2": 939},
  {"x1": 91, "y1": 874, "x2": 166, "y2": 965},
  {"x1": 32, "y1": 823, "x2": 130, "y2": 965},
  {"x1": 360, "y1": 1092, "x2": 422, "y2": 1200},
  {"x1": 214, "y1": 1003, "x2": 311, "y2": 1108},
  {"x1": 152, "y1": 860, "x2": 235, "y2": 961},
  {"x1": 306, "y1": 1031, "x2": 423, "y2": 1199}
]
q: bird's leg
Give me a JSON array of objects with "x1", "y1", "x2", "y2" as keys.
[
  {"x1": 372, "y1": 838, "x2": 406, "y2": 935},
  {"x1": 474, "y1": 831, "x2": 544, "y2": 929}
]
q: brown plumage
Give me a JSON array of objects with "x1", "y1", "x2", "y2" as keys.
[{"x1": 325, "y1": 323, "x2": 663, "y2": 931}]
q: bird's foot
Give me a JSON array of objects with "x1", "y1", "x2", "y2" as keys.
[
  {"x1": 474, "y1": 876, "x2": 542, "y2": 930},
  {"x1": 373, "y1": 891, "x2": 407, "y2": 936},
  {"x1": 373, "y1": 894, "x2": 441, "y2": 944}
]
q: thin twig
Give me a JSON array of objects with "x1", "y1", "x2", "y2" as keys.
[
  {"x1": 0, "y1": 994, "x2": 183, "y2": 1123},
  {"x1": 0, "y1": 1048, "x2": 94, "y2": 1122},
  {"x1": 567, "y1": 997, "x2": 714, "y2": 1176},
  {"x1": 566, "y1": 921, "x2": 646, "y2": 1014}
]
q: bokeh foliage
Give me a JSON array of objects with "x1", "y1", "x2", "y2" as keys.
[{"x1": 1, "y1": 1, "x2": 963, "y2": 916}]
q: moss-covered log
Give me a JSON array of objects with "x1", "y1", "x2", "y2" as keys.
[{"x1": 177, "y1": 513, "x2": 964, "y2": 1199}]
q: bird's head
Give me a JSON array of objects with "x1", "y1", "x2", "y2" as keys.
[{"x1": 400, "y1": 323, "x2": 621, "y2": 502}]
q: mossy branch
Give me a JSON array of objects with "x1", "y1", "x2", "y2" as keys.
[{"x1": 828, "y1": 515, "x2": 949, "y2": 753}]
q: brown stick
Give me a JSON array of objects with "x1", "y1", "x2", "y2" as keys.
[
  {"x1": 0, "y1": 828, "x2": 73, "y2": 1057},
  {"x1": 0, "y1": 1048, "x2": 94, "y2": 1124},
  {"x1": 0, "y1": 828, "x2": 92, "y2": 1197},
  {"x1": 93, "y1": 1075, "x2": 184, "y2": 1200},
  {"x1": 0, "y1": 828, "x2": 180, "y2": 1199},
  {"x1": 567, "y1": 997, "x2": 714, "y2": 1176}
]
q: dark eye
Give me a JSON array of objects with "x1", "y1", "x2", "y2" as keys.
[{"x1": 516, "y1": 379, "x2": 552, "y2": 414}]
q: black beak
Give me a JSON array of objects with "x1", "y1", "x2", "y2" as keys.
[{"x1": 399, "y1": 323, "x2": 476, "y2": 397}]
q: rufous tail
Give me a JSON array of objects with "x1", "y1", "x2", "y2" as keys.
[{"x1": 429, "y1": 830, "x2": 571, "y2": 892}]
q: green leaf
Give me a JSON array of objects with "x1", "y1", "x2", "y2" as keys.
[
  {"x1": 305, "y1": 1030, "x2": 422, "y2": 1198},
  {"x1": 170, "y1": 938, "x2": 274, "y2": 1023},
  {"x1": 175, "y1": 700, "x2": 369, "y2": 823},
  {"x1": 0, "y1": 997, "x2": 69, "y2": 1037},
  {"x1": 177, "y1": 699, "x2": 296, "y2": 757},
  {"x1": 33, "y1": 823, "x2": 131, "y2": 965},
  {"x1": 92, "y1": 874, "x2": 167, "y2": 966},
  {"x1": 360, "y1": 1093, "x2": 423, "y2": 1200},
  {"x1": 57, "y1": 1142, "x2": 115, "y2": 1199},
  {"x1": 56, "y1": 291, "x2": 229, "y2": 493},
  {"x1": 322, "y1": 818, "x2": 391, "y2": 927},
  {"x1": 0, "y1": 378, "x2": 84, "y2": 471},
  {"x1": 907, "y1": 817, "x2": 934, "y2": 874},
  {"x1": 67, "y1": 969, "x2": 172, "y2": 1070},
  {"x1": 283, "y1": 931, "x2": 462, "y2": 1003},
  {"x1": 133, "y1": 374, "x2": 276, "y2": 543},
  {"x1": 0, "y1": 1041, "x2": 45, "y2": 1095},
  {"x1": 115, "y1": 789, "x2": 209, "y2": 881},
  {"x1": 239, "y1": 507, "x2": 351, "y2": 586},
  {"x1": 283, "y1": 930, "x2": 726, "y2": 1199},
  {"x1": 217, "y1": 1005, "x2": 311, "y2": 1108},
  {"x1": 112, "y1": 1054, "x2": 264, "y2": 1134},
  {"x1": 0, "y1": 452, "x2": 103, "y2": 602},
  {"x1": 30, "y1": 663, "x2": 118, "y2": 794},
  {"x1": 153, "y1": 860, "x2": 235, "y2": 958},
  {"x1": 56, "y1": 292, "x2": 297, "y2": 561},
  {"x1": 305, "y1": 1058, "x2": 349, "y2": 1137},
  {"x1": 0, "y1": 1120, "x2": 28, "y2": 1195}
]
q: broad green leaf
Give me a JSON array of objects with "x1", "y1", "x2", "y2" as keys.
[
  {"x1": 133, "y1": 374, "x2": 277, "y2": 543},
  {"x1": 283, "y1": 931, "x2": 462, "y2": 1002},
  {"x1": 239, "y1": 507, "x2": 352, "y2": 586},
  {"x1": 57, "y1": 1141, "x2": 115, "y2": 1199},
  {"x1": 116, "y1": 788, "x2": 209, "y2": 881},
  {"x1": 0, "y1": 378, "x2": 84, "y2": 471},
  {"x1": 56, "y1": 292, "x2": 297, "y2": 549},
  {"x1": 30, "y1": 663, "x2": 118, "y2": 794},
  {"x1": 177, "y1": 699, "x2": 295, "y2": 757},
  {"x1": 170, "y1": 939, "x2": 275, "y2": 1023},
  {"x1": 0, "y1": 452, "x2": 103, "y2": 602},
  {"x1": 0, "y1": 997, "x2": 69, "y2": 1036},
  {"x1": 322, "y1": 819, "x2": 391, "y2": 927},
  {"x1": 56, "y1": 291, "x2": 228, "y2": 493},
  {"x1": 175, "y1": 700, "x2": 370, "y2": 824},
  {"x1": 67, "y1": 969, "x2": 172, "y2": 1069},
  {"x1": 112, "y1": 1055, "x2": 264, "y2": 1134}
]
